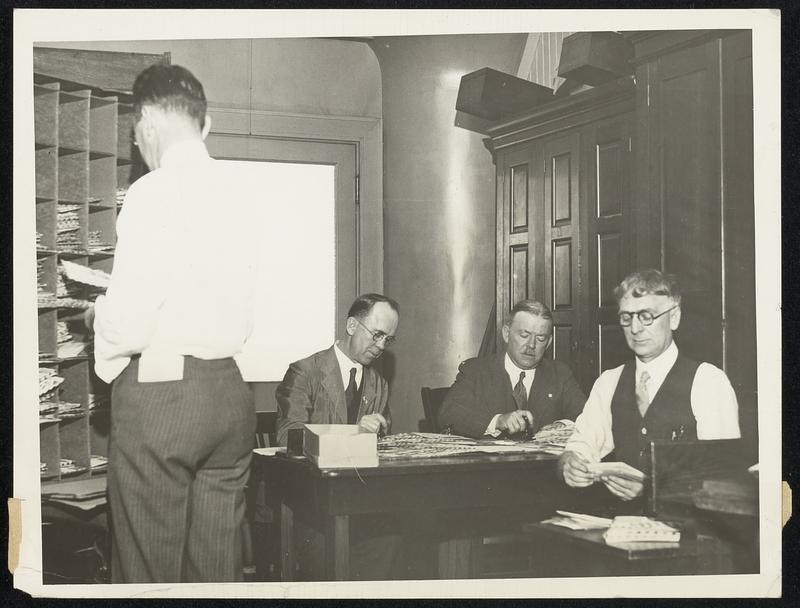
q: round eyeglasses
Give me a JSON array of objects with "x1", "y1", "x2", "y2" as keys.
[
  {"x1": 619, "y1": 305, "x2": 678, "y2": 327},
  {"x1": 353, "y1": 317, "x2": 397, "y2": 347}
]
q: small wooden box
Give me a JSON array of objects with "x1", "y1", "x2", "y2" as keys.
[
  {"x1": 456, "y1": 68, "x2": 553, "y2": 121},
  {"x1": 558, "y1": 32, "x2": 634, "y2": 86}
]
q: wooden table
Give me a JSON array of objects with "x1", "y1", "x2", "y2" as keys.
[
  {"x1": 524, "y1": 523, "x2": 733, "y2": 577},
  {"x1": 255, "y1": 451, "x2": 567, "y2": 580}
]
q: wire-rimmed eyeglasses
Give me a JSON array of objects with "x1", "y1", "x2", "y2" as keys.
[
  {"x1": 619, "y1": 305, "x2": 678, "y2": 327},
  {"x1": 353, "y1": 318, "x2": 396, "y2": 347}
]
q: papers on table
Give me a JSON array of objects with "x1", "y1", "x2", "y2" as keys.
[
  {"x1": 42, "y1": 476, "x2": 107, "y2": 511},
  {"x1": 252, "y1": 446, "x2": 286, "y2": 457},
  {"x1": 541, "y1": 510, "x2": 613, "y2": 530},
  {"x1": 603, "y1": 516, "x2": 680, "y2": 544},
  {"x1": 377, "y1": 421, "x2": 577, "y2": 459}
]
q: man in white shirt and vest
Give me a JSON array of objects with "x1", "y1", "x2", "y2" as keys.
[
  {"x1": 90, "y1": 64, "x2": 260, "y2": 583},
  {"x1": 559, "y1": 269, "x2": 740, "y2": 501}
]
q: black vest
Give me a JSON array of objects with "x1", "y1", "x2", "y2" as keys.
[{"x1": 609, "y1": 353, "x2": 700, "y2": 471}]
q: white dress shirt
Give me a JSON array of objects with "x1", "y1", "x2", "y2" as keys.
[
  {"x1": 94, "y1": 140, "x2": 260, "y2": 383},
  {"x1": 485, "y1": 354, "x2": 538, "y2": 436},
  {"x1": 564, "y1": 341, "x2": 741, "y2": 462},
  {"x1": 333, "y1": 342, "x2": 363, "y2": 390}
]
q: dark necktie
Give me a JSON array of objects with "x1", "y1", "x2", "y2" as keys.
[
  {"x1": 513, "y1": 371, "x2": 527, "y2": 410},
  {"x1": 345, "y1": 367, "x2": 359, "y2": 424}
]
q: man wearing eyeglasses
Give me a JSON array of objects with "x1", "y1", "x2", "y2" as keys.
[
  {"x1": 559, "y1": 270, "x2": 740, "y2": 501},
  {"x1": 438, "y1": 300, "x2": 586, "y2": 439},
  {"x1": 275, "y1": 293, "x2": 400, "y2": 579},
  {"x1": 275, "y1": 293, "x2": 398, "y2": 445}
]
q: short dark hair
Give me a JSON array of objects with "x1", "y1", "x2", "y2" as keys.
[
  {"x1": 614, "y1": 269, "x2": 681, "y2": 304},
  {"x1": 347, "y1": 293, "x2": 399, "y2": 320},
  {"x1": 505, "y1": 299, "x2": 553, "y2": 325},
  {"x1": 132, "y1": 64, "x2": 207, "y2": 130}
]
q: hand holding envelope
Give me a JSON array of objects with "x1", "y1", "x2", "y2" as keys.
[{"x1": 587, "y1": 461, "x2": 647, "y2": 501}]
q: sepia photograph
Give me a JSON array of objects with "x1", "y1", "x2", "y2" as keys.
[{"x1": 11, "y1": 8, "x2": 782, "y2": 599}]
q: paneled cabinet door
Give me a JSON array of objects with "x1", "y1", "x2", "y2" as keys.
[
  {"x1": 495, "y1": 142, "x2": 536, "y2": 339},
  {"x1": 583, "y1": 115, "x2": 634, "y2": 383},
  {"x1": 541, "y1": 132, "x2": 583, "y2": 377}
]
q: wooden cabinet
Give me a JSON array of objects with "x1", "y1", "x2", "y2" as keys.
[
  {"x1": 489, "y1": 80, "x2": 635, "y2": 391},
  {"x1": 489, "y1": 29, "x2": 756, "y2": 452},
  {"x1": 34, "y1": 48, "x2": 169, "y2": 483}
]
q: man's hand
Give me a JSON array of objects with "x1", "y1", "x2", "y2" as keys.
[
  {"x1": 496, "y1": 410, "x2": 533, "y2": 435},
  {"x1": 558, "y1": 451, "x2": 596, "y2": 488},
  {"x1": 83, "y1": 305, "x2": 95, "y2": 332},
  {"x1": 601, "y1": 474, "x2": 644, "y2": 501},
  {"x1": 358, "y1": 412, "x2": 388, "y2": 435}
]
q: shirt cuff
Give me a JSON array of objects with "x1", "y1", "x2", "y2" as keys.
[{"x1": 485, "y1": 414, "x2": 502, "y2": 437}]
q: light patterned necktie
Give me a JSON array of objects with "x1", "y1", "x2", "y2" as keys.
[
  {"x1": 513, "y1": 371, "x2": 527, "y2": 410},
  {"x1": 636, "y1": 370, "x2": 651, "y2": 417}
]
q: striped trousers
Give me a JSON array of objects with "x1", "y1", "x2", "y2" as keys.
[{"x1": 108, "y1": 356, "x2": 256, "y2": 583}]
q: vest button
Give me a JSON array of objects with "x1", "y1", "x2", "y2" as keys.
[{"x1": 641, "y1": 427, "x2": 647, "y2": 435}]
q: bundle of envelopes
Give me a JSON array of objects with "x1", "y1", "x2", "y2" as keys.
[
  {"x1": 38, "y1": 367, "x2": 64, "y2": 396},
  {"x1": 55, "y1": 265, "x2": 93, "y2": 309},
  {"x1": 88, "y1": 230, "x2": 114, "y2": 254},
  {"x1": 378, "y1": 433, "x2": 481, "y2": 459},
  {"x1": 56, "y1": 204, "x2": 83, "y2": 251}
]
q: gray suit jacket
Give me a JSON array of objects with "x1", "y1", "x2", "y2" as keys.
[{"x1": 275, "y1": 346, "x2": 391, "y2": 446}]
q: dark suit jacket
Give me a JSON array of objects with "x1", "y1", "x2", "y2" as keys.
[
  {"x1": 275, "y1": 346, "x2": 391, "y2": 446},
  {"x1": 438, "y1": 354, "x2": 586, "y2": 438}
]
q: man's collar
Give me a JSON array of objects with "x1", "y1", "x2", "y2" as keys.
[
  {"x1": 160, "y1": 139, "x2": 210, "y2": 168},
  {"x1": 635, "y1": 340, "x2": 679, "y2": 374},
  {"x1": 333, "y1": 342, "x2": 363, "y2": 373},
  {"x1": 504, "y1": 352, "x2": 537, "y2": 378}
]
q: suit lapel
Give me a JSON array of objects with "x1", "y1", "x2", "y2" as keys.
[
  {"x1": 495, "y1": 354, "x2": 517, "y2": 413},
  {"x1": 320, "y1": 347, "x2": 348, "y2": 424},
  {"x1": 528, "y1": 358, "x2": 553, "y2": 419}
]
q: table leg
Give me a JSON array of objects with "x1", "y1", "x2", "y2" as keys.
[
  {"x1": 280, "y1": 502, "x2": 294, "y2": 581},
  {"x1": 325, "y1": 514, "x2": 350, "y2": 580}
]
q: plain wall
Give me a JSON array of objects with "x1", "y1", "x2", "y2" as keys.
[
  {"x1": 35, "y1": 38, "x2": 381, "y2": 116},
  {"x1": 370, "y1": 34, "x2": 526, "y2": 433}
]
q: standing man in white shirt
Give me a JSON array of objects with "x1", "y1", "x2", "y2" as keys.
[
  {"x1": 559, "y1": 270, "x2": 740, "y2": 501},
  {"x1": 89, "y1": 64, "x2": 260, "y2": 583}
]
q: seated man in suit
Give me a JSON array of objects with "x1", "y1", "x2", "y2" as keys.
[
  {"x1": 438, "y1": 299, "x2": 586, "y2": 439},
  {"x1": 559, "y1": 270, "x2": 740, "y2": 502},
  {"x1": 275, "y1": 293, "x2": 400, "y2": 579},
  {"x1": 276, "y1": 293, "x2": 398, "y2": 445}
]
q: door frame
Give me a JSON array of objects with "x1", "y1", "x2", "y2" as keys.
[{"x1": 207, "y1": 105, "x2": 384, "y2": 295}]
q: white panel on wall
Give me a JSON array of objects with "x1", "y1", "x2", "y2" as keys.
[{"x1": 225, "y1": 160, "x2": 336, "y2": 381}]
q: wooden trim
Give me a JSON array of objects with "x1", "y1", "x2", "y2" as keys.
[
  {"x1": 486, "y1": 79, "x2": 635, "y2": 151},
  {"x1": 33, "y1": 47, "x2": 169, "y2": 94},
  {"x1": 625, "y1": 29, "x2": 748, "y2": 66}
]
